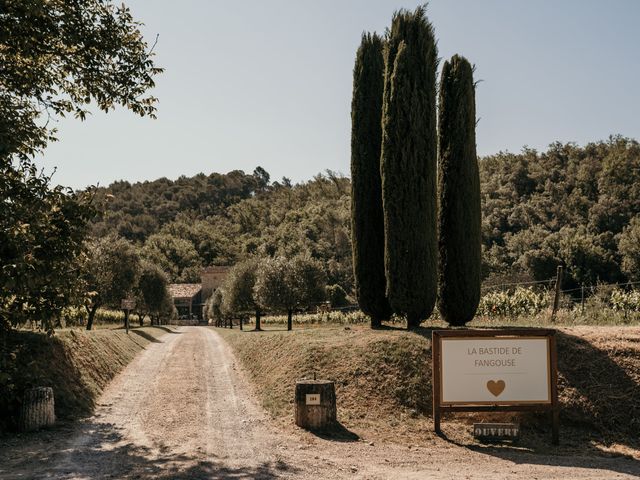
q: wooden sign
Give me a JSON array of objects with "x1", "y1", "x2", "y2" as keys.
[
  {"x1": 305, "y1": 394, "x2": 321, "y2": 406},
  {"x1": 473, "y1": 422, "x2": 520, "y2": 441},
  {"x1": 121, "y1": 298, "x2": 136, "y2": 310},
  {"x1": 432, "y1": 329, "x2": 559, "y2": 445}
]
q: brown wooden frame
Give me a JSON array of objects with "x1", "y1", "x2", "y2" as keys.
[{"x1": 432, "y1": 328, "x2": 559, "y2": 445}]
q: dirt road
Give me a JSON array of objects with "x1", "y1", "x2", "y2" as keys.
[{"x1": 1, "y1": 326, "x2": 639, "y2": 479}]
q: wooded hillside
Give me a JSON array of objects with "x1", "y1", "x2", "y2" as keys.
[{"x1": 89, "y1": 136, "x2": 640, "y2": 293}]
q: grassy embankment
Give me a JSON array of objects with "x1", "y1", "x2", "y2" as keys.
[
  {"x1": 0, "y1": 326, "x2": 173, "y2": 433},
  {"x1": 217, "y1": 321, "x2": 640, "y2": 457}
]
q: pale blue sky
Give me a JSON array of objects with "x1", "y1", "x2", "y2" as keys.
[{"x1": 40, "y1": 0, "x2": 640, "y2": 189}]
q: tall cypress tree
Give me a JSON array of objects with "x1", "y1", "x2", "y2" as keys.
[
  {"x1": 380, "y1": 7, "x2": 438, "y2": 329},
  {"x1": 437, "y1": 55, "x2": 481, "y2": 326},
  {"x1": 350, "y1": 32, "x2": 391, "y2": 327}
]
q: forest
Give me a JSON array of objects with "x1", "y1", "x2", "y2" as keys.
[{"x1": 89, "y1": 135, "x2": 640, "y2": 296}]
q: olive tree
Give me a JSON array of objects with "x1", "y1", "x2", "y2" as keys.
[
  {"x1": 221, "y1": 258, "x2": 263, "y2": 330},
  {"x1": 83, "y1": 236, "x2": 142, "y2": 330},
  {"x1": 137, "y1": 261, "x2": 174, "y2": 326},
  {"x1": 1, "y1": 0, "x2": 161, "y2": 333},
  {"x1": 254, "y1": 256, "x2": 326, "y2": 331}
]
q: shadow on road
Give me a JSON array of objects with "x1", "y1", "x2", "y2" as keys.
[
  {"x1": 0, "y1": 419, "x2": 299, "y2": 480},
  {"x1": 131, "y1": 329, "x2": 164, "y2": 343},
  {"x1": 307, "y1": 421, "x2": 360, "y2": 443},
  {"x1": 436, "y1": 432, "x2": 640, "y2": 479},
  {"x1": 411, "y1": 325, "x2": 640, "y2": 478}
]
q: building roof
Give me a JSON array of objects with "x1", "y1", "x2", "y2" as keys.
[{"x1": 168, "y1": 283, "x2": 202, "y2": 299}]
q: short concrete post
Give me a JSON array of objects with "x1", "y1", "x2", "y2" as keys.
[{"x1": 20, "y1": 387, "x2": 55, "y2": 432}]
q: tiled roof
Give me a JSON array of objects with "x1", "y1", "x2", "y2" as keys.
[{"x1": 168, "y1": 283, "x2": 202, "y2": 299}]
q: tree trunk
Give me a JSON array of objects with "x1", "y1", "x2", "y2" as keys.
[
  {"x1": 407, "y1": 313, "x2": 421, "y2": 330},
  {"x1": 287, "y1": 309, "x2": 293, "y2": 331},
  {"x1": 295, "y1": 380, "x2": 336, "y2": 430},
  {"x1": 20, "y1": 387, "x2": 55, "y2": 432},
  {"x1": 139, "y1": 314, "x2": 144, "y2": 327},
  {"x1": 371, "y1": 316, "x2": 382, "y2": 329},
  {"x1": 255, "y1": 309, "x2": 262, "y2": 331},
  {"x1": 86, "y1": 304, "x2": 98, "y2": 331}
]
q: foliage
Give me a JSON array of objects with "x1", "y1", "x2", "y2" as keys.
[
  {"x1": 618, "y1": 216, "x2": 640, "y2": 282},
  {"x1": 482, "y1": 136, "x2": 640, "y2": 284},
  {"x1": 60, "y1": 307, "x2": 139, "y2": 327},
  {"x1": 83, "y1": 136, "x2": 640, "y2": 302},
  {"x1": 477, "y1": 287, "x2": 549, "y2": 317},
  {"x1": 0, "y1": 161, "x2": 95, "y2": 333},
  {"x1": 83, "y1": 235, "x2": 141, "y2": 329},
  {"x1": 381, "y1": 6, "x2": 438, "y2": 328},
  {"x1": 610, "y1": 289, "x2": 640, "y2": 314},
  {"x1": 1, "y1": 0, "x2": 161, "y2": 334},
  {"x1": 326, "y1": 284, "x2": 349, "y2": 308},
  {"x1": 0, "y1": 0, "x2": 162, "y2": 160},
  {"x1": 206, "y1": 289, "x2": 225, "y2": 325},
  {"x1": 350, "y1": 32, "x2": 391, "y2": 327},
  {"x1": 91, "y1": 169, "x2": 266, "y2": 244},
  {"x1": 254, "y1": 256, "x2": 327, "y2": 314},
  {"x1": 136, "y1": 262, "x2": 174, "y2": 324},
  {"x1": 141, "y1": 233, "x2": 202, "y2": 283},
  {"x1": 437, "y1": 54, "x2": 481, "y2": 326},
  {"x1": 220, "y1": 258, "x2": 260, "y2": 316}
]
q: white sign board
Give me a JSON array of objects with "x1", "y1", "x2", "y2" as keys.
[
  {"x1": 440, "y1": 337, "x2": 551, "y2": 405},
  {"x1": 121, "y1": 298, "x2": 136, "y2": 310},
  {"x1": 305, "y1": 394, "x2": 321, "y2": 406}
]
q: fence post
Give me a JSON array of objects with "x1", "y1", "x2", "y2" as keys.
[{"x1": 551, "y1": 266, "x2": 564, "y2": 321}]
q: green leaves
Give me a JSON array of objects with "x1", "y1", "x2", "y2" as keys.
[
  {"x1": 0, "y1": 159, "x2": 96, "y2": 333},
  {"x1": 380, "y1": 7, "x2": 438, "y2": 328},
  {"x1": 0, "y1": 0, "x2": 163, "y2": 160},
  {"x1": 437, "y1": 55, "x2": 481, "y2": 326},
  {"x1": 253, "y1": 255, "x2": 327, "y2": 313},
  {"x1": 350, "y1": 32, "x2": 390, "y2": 326}
]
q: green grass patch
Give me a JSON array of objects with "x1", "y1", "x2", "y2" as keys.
[
  {"x1": 0, "y1": 326, "x2": 171, "y2": 433},
  {"x1": 216, "y1": 324, "x2": 640, "y2": 451}
]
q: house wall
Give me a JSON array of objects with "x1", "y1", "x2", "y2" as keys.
[{"x1": 201, "y1": 266, "x2": 230, "y2": 300}]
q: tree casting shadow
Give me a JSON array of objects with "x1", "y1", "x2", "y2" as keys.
[{"x1": 0, "y1": 418, "x2": 299, "y2": 479}]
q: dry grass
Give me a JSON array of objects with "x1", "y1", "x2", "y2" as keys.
[
  {"x1": 216, "y1": 324, "x2": 640, "y2": 457},
  {"x1": 0, "y1": 326, "x2": 173, "y2": 433}
]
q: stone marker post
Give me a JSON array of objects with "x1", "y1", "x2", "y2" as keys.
[
  {"x1": 20, "y1": 387, "x2": 55, "y2": 432},
  {"x1": 295, "y1": 380, "x2": 336, "y2": 430}
]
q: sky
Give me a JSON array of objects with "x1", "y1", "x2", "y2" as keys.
[{"x1": 39, "y1": 0, "x2": 640, "y2": 189}]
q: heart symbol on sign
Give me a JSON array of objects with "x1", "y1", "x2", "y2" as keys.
[{"x1": 486, "y1": 380, "x2": 506, "y2": 397}]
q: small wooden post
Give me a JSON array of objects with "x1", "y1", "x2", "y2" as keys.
[
  {"x1": 20, "y1": 387, "x2": 55, "y2": 432},
  {"x1": 551, "y1": 266, "x2": 564, "y2": 321},
  {"x1": 295, "y1": 380, "x2": 336, "y2": 430},
  {"x1": 549, "y1": 332, "x2": 560, "y2": 445},
  {"x1": 239, "y1": 316, "x2": 243, "y2": 330},
  {"x1": 432, "y1": 331, "x2": 442, "y2": 435}
]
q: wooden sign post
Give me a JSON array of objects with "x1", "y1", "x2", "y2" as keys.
[{"x1": 432, "y1": 329, "x2": 559, "y2": 444}]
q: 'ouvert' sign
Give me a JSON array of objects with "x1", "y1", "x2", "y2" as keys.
[{"x1": 432, "y1": 329, "x2": 559, "y2": 444}]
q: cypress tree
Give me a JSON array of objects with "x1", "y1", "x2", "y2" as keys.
[
  {"x1": 380, "y1": 7, "x2": 438, "y2": 329},
  {"x1": 437, "y1": 55, "x2": 481, "y2": 326},
  {"x1": 350, "y1": 32, "x2": 391, "y2": 327}
]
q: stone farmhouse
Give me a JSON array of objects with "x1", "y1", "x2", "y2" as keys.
[{"x1": 168, "y1": 266, "x2": 230, "y2": 322}]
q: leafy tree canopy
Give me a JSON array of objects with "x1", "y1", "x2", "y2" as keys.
[{"x1": 0, "y1": 0, "x2": 162, "y2": 159}]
